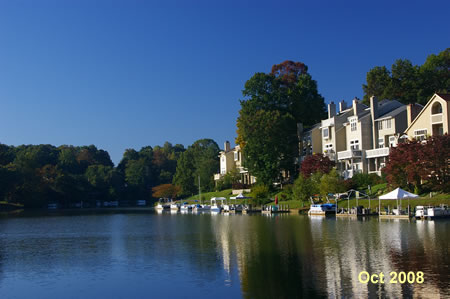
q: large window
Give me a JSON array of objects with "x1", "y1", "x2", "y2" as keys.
[
  {"x1": 234, "y1": 151, "x2": 239, "y2": 161},
  {"x1": 378, "y1": 119, "x2": 391, "y2": 130},
  {"x1": 350, "y1": 140, "x2": 360, "y2": 150},
  {"x1": 378, "y1": 138, "x2": 384, "y2": 148},
  {"x1": 350, "y1": 118, "x2": 357, "y2": 131}
]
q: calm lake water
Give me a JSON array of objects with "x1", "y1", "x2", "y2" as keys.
[{"x1": 0, "y1": 210, "x2": 448, "y2": 298}]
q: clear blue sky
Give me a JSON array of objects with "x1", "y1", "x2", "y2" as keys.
[{"x1": 0, "y1": 0, "x2": 449, "y2": 165}]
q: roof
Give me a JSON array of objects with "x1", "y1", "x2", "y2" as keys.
[
  {"x1": 375, "y1": 105, "x2": 406, "y2": 121},
  {"x1": 377, "y1": 99, "x2": 403, "y2": 117},
  {"x1": 436, "y1": 93, "x2": 450, "y2": 101}
]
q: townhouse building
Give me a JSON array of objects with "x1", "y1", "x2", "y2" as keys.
[
  {"x1": 299, "y1": 95, "x2": 426, "y2": 179},
  {"x1": 214, "y1": 141, "x2": 256, "y2": 188},
  {"x1": 404, "y1": 93, "x2": 450, "y2": 139}
]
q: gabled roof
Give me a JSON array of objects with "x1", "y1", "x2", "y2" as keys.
[{"x1": 405, "y1": 93, "x2": 448, "y2": 133}]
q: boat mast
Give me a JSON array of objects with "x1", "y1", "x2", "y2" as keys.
[{"x1": 198, "y1": 175, "x2": 201, "y2": 204}]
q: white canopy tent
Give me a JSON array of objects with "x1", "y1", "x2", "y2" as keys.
[
  {"x1": 379, "y1": 188, "x2": 419, "y2": 215},
  {"x1": 230, "y1": 193, "x2": 252, "y2": 200},
  {"x1": 379, "y1": 188, "x2": 419, "y2": 199}
]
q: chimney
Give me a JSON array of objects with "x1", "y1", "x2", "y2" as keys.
[
  {"x1": 328, "y1": 101, "x2": 336, "y2": 119},
  {"x1": 224, "y1": 141, "x2": 230, "y2": 152},
  {"x1": 370, "y1": 96, "x2": 379, "y2": 149},
  {"x1": 339, "y1": 100, "x2": 347, "y2": 113},
  {"x1": 352, "y1": 97, "x2": 362, "y2": 115},
  {"x1": 407, "y1": 104, "x2": 422, "y2": 127}
]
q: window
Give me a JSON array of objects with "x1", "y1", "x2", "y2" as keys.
[
  {"x1": 350, "y1": 140, "x2": 359, "y2": 150},
  {"x1": 378, "y1": 121, "x2": 383, "y2": 130},
  {"x1": 414, "y1": 129, "x2": 427, "y2": 141},
  {"x1": 323, "y1": 127, "x2": 329, "y2": 139},
  {"x1": 378, "y1": 119, "x2": 391, "y2": 130},
  {"x1": 431, "y1": 102, "x2": 443, "y2": 114},
  {"x1": 378, "y1": 138, "x2": 384, "y2": 148},
  {"x1": 350, "y1": 118, "x2": 357, "y2": 132},
  {"x1": 234, "y1": 152, "x2": 239, "y2": 161}
]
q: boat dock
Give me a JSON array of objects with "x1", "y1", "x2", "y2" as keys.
[{"x1": 261, "y1": 205, "x2": 290, "y2": 214}]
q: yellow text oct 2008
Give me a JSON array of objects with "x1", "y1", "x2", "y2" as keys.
[{"x1": 358, "y1": 271, "x2": 424, "y2": 284}]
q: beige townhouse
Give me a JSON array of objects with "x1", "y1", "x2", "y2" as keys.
[
  {"x1": 214, "y1": 141, "x2": 256, "y2": 189},
  {"x1": 404, "y1": 93, "x2": 450, "y2": 139}
]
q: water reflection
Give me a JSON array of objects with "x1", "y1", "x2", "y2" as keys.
[{"x1": 0, "y1": 213, "x2": 448, "y2": 298}]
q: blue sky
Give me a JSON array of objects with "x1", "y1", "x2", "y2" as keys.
[{"x1": 0, "y1": 0, "x2": 449, "y2": 165}]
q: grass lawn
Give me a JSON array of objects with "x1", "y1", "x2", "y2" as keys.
[{"x1": 183, "y1": 189, "x2": 234, "y2": 204}]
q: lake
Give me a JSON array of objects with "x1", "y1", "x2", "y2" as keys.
[{"x1": 0, "y1": 210, "x2": 448, "y2": 298}]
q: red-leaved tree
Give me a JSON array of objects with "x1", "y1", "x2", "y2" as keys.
[
  {"x1": 300, "y1": 154, "x2": 335, "y2": 178},
  {"x1": 383, "y1": 134, "x2": 450, "y2": 192}
]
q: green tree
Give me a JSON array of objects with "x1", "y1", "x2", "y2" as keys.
[
  {"x1": 173, "y1": 151, "x2": 196, "y2": 196},
  {"x1": 292, "y1": 172, "x2": 320, "y2": 201},
  {"x1": 362, "y1": 48, "x2": 449, "y2": 105},
  {"x1": 319, "y1": 169, "x2": 345, "y2": 197},
  {"x1": 250, "y1": 184, "x2": 270, "y2": 206},
  {"x1": 237, "y1": 61, "x2": 326, "y2": 186}
]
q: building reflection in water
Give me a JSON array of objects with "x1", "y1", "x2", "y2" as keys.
[{"x1": 209, "y1": 214, "x2": 449, "y2": 298}]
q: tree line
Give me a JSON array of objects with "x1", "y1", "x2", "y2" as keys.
[{"x1": 0, "y1": 139, "x2": 220, "y2": 208}]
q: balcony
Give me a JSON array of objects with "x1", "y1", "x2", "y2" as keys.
[
  {"x1": 366, "y1": 147, "x2": 390, "y2": 158},
  {"x1": 337, "y1": 149, "x2": 363, "y2": 160},
  {"x1": 431, "y1": 113, "x2": 443, "y2": 124}
]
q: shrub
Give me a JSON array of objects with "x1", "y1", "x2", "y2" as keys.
[{"x1": 250, "y1": 184, "x2": 270, "y2": 206}]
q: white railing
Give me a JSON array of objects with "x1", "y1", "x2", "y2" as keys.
[
  {"x1": 431, "y1": 113, "x2": 443, "y2": 124},
  {"x1": 366, "y1": 147, "x2": 390, "y2": 158},
  {"x1": 337, "y1": 149, "x2": 363, "y2": 160}
]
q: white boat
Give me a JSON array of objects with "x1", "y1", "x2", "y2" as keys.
[
  {"x1": 180, "y1": 203, "x2": 191, "y2": 211},
  {"x1": 210, "y1": 197, "x2": 225, "y2": 213},
  {"x1": 308, "y1": 203, "x2": 336, "y2": 215},
  {"x1": 170, "y1": 203, "x2": 180, "y2": 210},
  {"x1": 155, "y1": 203, "x2": 164, "y2": 210},
  {"x1": 193, "y1": 204, "x2": 210, "y2": 212},
  {"x1": 416, "y1": 205, "x2": 450, "y2": 219}
]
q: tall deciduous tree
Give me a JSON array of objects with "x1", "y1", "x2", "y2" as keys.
[
  {"x1": 237, "y1": 60, "x2": 326, "y2": 186},
  {"x1": 173, "y1": 139, "x2": 219, "y2": 196}
]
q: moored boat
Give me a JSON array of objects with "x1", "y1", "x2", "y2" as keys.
[
  {"x1": 416, "y1": 205, "x2": 450, "y2": 219},
  {"x1": 308, "y1": 203, "x2": 336, "y2": 216}
]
